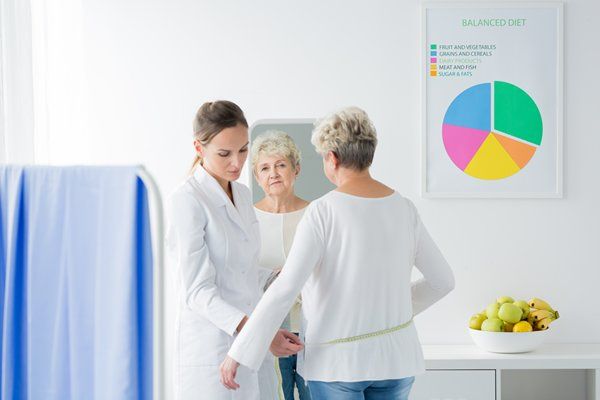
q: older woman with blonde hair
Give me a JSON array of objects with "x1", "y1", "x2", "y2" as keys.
[
  {"x1": 251, "y1": 131, "x2": 311, "y2": 400},
  {"x1": 220, "y1": 107, "x2": 455, "y2": 399}
]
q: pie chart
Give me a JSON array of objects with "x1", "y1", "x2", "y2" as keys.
[{"x1": 442, "y1": 81, "x2": 543, "y2": 180}]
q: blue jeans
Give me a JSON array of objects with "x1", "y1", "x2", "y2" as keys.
[
  {"x1": 278, "y1": 353, "x2": 311, "y2": 400},
  {"x1": 307, "y1": 376, "x2": 415, "y2": 400}
]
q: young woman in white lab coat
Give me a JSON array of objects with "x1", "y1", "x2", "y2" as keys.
[{"x1": 167, "y1": 101, "x2": 303, "y2": 400}]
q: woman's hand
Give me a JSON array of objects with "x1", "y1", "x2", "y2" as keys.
[
  {"x1": 220, "y1": 355, "x2": 240, "y2": 390},
  {"x1": 270, "y1": 329, "x2": 304, "y2": 357}
]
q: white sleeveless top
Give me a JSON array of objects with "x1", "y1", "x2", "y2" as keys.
[{"x1": 255, "y1": 206, "x2": 306, "y2": 332}]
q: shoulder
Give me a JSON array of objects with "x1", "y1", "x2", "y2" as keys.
[
  {"x1": 169, "y1": 178, "x2": 194, "y2": 203},
  {"x1": 167, "y1": 178, "x2": 209, "y2": 224},
  {"x1": 394, "y1": 194, "x2": 420, "y2": 228},
  {"x1": 400, "y1": 195, "x2": 418, "y2": 214},
  {"x1": 300, "y1": 191, "x2": 350, "y2": 221},
  {"x1": 298, "y1": 194, "x2": 333, "y2": 224},
  {"x1": 392, "y1": 192, "x2": 416, "y2": 209},
  {"x1": 169, "y1": 178, "x2": 201, "y2": 208}
]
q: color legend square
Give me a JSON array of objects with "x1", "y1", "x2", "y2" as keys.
[{"x1": 429, "y1": 44, "x2": 438, "y2": 77}]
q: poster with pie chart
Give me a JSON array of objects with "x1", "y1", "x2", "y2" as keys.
[{"x1": 422, "y1": 3, "x2": 563, "y2": 198}]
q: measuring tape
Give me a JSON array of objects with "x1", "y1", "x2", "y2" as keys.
[{"x1": 305, "y1": 317, "x2": 414, "y2": 346}]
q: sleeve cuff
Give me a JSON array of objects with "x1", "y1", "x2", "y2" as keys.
[
  {"x1": 227, "y1": 341, "x2": 262, "y2": 372},
  {"x1": 224, "y1": 311, "x2": 247, "y2": 337}
]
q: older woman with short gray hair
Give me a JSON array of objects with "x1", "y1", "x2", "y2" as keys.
[
  {"x1": 222, "y1": 107, "x2": 455, "y2": 400},
  {"x1": 310, "y1": 106, "x2": 377, "y2": 171}
]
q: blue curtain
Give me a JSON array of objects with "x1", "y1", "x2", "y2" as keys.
[{"x1": 0, "y1": 166, "x2": 153, "y2": 400}]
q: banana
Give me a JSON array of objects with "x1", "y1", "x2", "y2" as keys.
[
  {"x1": 535, "y1": 316, "x2": 556, "y2": 330},
  {"x1": 529, "y1": 298, "x2": 555, "y2": 312},
  {"x1": 530, "y1": 309, "x2": 559, "y2": 321},
  {"x1": 527, "y1": 313, "x2": 536, "y2": 326}
]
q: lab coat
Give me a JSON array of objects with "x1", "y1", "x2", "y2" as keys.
[{"x1": 167, "y1": 166, "x2": 279, "y2": 400}]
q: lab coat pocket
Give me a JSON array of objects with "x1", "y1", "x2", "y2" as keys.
[{"x1": 178, "y1": 318, "x2": 231, "y2": 366}]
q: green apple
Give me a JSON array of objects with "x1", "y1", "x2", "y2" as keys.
[
  {"x1": 497, "y1": 296, "x2": 515, "y2": 305},
  {"x1": 469, "y1": 313, "x2": 487, "y2": 330},
  {"x1": 486, "y1": 302, "x2": 500, "y2": 319},
  {"x1": 498, "y1": 303, "x2": 523, "y2": 324},
  {"x1": 513, "y1": 300, "x2": 530, "y2": 319},
  {"x1": 481, "y1": 318, "x2": 504, "y2": 332}
]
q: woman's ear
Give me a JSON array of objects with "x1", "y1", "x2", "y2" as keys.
[
  {"x1": 295, "y1": 163, "x2": 301, "y2": 177},
  {"x1": 327, "y1": 151, "x2": 339, "y2": 169},
  {"x1": 194, "y1": 139, "x2": 204, "y2": 158}
]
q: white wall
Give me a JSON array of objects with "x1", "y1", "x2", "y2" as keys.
[
  {"x1": 24, "y1": 0, "x2": 600, "y2": 393},
  {"x1": 0, "y1": 0, "x2": 35, "y2": 163}
]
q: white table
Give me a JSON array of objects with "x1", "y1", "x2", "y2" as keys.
[{"x1": 410, "y1": 344, "x2": 600, "y2": 400}]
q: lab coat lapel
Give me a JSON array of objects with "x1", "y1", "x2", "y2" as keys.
[
  {"x1": 192, "y1": 166, "x2": 250, "y2": 239},
  {"x1": 225, "y1": 184, "x2": 250, "y2": 239}
]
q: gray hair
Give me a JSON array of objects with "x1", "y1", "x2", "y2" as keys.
[
  {"x1": 311, "y1": 107, "x2": 377, "y2": 170},
  {"x1": 251, "y1": 130, "x2": 302, "y2": 172}
]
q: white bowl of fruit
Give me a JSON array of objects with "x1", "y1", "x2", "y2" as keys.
[{"x1": 468, "y1": 296, "x2": 559, "y2": 354}]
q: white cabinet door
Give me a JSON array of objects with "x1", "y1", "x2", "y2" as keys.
[{"x1": 410, "y1": 369, "x2": 495, "y2": 400}]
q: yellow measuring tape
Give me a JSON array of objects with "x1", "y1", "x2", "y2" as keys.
[{"x1": 307, "y1": 317, "x2": 414, "y2": 346}]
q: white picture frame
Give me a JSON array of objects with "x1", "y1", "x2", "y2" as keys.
[{"x1": 421, "y1": 2, "x2": 564, "y2": 198}]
